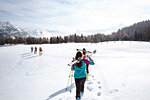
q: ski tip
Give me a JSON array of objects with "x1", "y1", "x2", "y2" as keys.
[
  {"x1": 93, "y1": 50, "x2": 96, "y2": 54},
  {"x1": 67, "y1": 64, "x2": 71, "y2": 66},
  {"x1": 70, "y1": 90, "x2": 72, "y2": 93}
]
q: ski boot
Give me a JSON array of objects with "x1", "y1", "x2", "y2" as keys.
[
  {"x1": 76, "y1": 97, "x2": 80, "y2": 100},
  {"x1": 80, "y1": 92, "x2": 83, "y2": 96},
  {"x1": 86, "y1": 73, "x2": 89, "y2": 79}
]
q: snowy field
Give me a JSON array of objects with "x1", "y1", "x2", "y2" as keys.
[{"x1": 0, "y1": 41, "x2": 150, "y2": 100}]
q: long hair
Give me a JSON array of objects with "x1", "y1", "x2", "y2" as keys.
[
  {"x1": 83, "y1": 48, "x2": 86, "y2": 55},
  {"x1": 75, "y1": 51, "x2": 82, "y2": 68}
]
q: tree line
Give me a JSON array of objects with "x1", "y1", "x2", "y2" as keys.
[{"x1": 0, "y1": 30, "x2": 150, "y2": 45}]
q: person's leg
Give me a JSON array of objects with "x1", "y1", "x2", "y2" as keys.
[
  {"x1": 80, "y1": 77, "x2": 86, "y2": 93},
  {"x1": 86, "y1": 64, "x2": 89, "y2": 73},
  {"x1": 86, "y1": 64, "x2": 89, "y2": 78},
  {"x1": 75, "y1": 78, "x2": 81, "y2": 99}
]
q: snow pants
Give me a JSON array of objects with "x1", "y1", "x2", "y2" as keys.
[
  {"x1": 75, "y1": 77, "x2": 86, "y2": 99},
  {"x1": 40, "y1": 51, "x2": 42, "y2": 55}
]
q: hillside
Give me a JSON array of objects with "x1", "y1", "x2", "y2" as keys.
[
  {"x1": 0, "y1": 21, "x2": 29, "y2": 39},
  {"x1": 111, "y1": 20, "x2": 150, "y2": 40}
]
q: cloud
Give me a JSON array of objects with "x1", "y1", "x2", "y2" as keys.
[{"x1": 0, "y1": 0, "x2": 150, "y2": 34}]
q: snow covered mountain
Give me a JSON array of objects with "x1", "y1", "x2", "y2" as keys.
[
  {"x1": 0, "y1": 21, "x2": 29, "y2": 39},
  {"x1": 30, "y1": 30, "x2": 65, "y2": 38},
  {"x1": 30, "y1": 30, "x2": 43, "y2": 37}
]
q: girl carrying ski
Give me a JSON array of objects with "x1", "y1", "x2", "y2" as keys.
[
  {"x1": 71, "y1": 51, "x2": 95, "y2": 100},
  {"x1": 82, "y1": 48, "x2": 91, "y2": 79},
  {"x1": 39, "y1": 47, "x2": 42, "y2": 55}
]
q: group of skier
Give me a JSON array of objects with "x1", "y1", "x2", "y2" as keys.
[
  {"x1": 31, "y1": 47, "x2": 43, "y2": 55},
  {"x1": 71, "y1": 48, "x2": 95, "y2": 100}
]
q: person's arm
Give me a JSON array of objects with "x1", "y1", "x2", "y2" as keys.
[
  {"x1": 71, "y1": 65, "x2": 75, "y2": 71},
  {"x1": 89, "y1": 57, "x2": 94, "y2": 64},
  {"x1": 83, "y1": 57, "x2": 94, "y2": 65}
]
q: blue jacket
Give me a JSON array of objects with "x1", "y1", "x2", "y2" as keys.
[{"x1": 71, "y1": 59, "x2": 94, "y2": 79}]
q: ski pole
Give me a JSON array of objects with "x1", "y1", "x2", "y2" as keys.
[
  {"x1": 66, "y1": 70, "x2": 72, "y2": 91},
  {"x1": 70, "y1": 71, "x2": 73, "y2": 93}
]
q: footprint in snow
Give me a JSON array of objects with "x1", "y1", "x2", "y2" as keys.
[
  {"x1": 98, "y1": 86, "x2": 101, "y2": 89},
  {"x1": 87, "y1": 86, "x2": 93, "y2": 91},
  {"x1": 122, "y1": 83, "x2": 126, "y2": 87},
  {"x1": 97, "y1": 92, "x2": 101, "y2": 96},
  {"x1": 87, "y1": 81, "x2": 93, "y2": 85},
  {"x1": 109, "y1": 89, "x2": 118, "y2": 93}
]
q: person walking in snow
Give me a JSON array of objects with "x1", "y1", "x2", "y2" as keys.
[
  {"x1": 82, "y1": 48, "x2": 92, "y2": 79},
  {"x1": 34, "y1": 47, "x2": 37, "y2": 54},
  {"x1": 31, "y1": 47, "x2": 33, "y2": 53},
  {"x1": 39, "y1": 47, "x2": 42, "y2": 55},
  {"x1": 71, "y1": 51, "x2": 94, "y2": 100}
]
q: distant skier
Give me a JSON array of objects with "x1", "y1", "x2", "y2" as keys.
[
  {"x1": 82, "y1": 48, "x2": 91, "y2": 79},
  {"x1": 71, "y1": 51, "x2": 94, "y2": 100},
  {"x1": 34, "y1": 47, "x2": 37, "y2": 54},
  {"x1": 31, "y1": 47, "x2": 33, "y2": 53},
  {"x1": 39, "y1": 47, "x2": 42, "y2": 55}
]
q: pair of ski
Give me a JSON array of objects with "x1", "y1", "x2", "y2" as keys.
[{"x1": 67, "y1": 49, "x2": 96, "y2": 66}]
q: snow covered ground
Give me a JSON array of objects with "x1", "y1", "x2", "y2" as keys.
[{"x1": 0, "y1": 41, "x2": 150, "y2": 100}]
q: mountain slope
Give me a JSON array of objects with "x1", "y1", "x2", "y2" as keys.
[
  {"x1": 0, "y1": 21, "x2": 29, "y2": 39},
  {"x1": 30, "y1": 30, "x2": 64, "y2": 38},
  {"x1": 116, "y1": 20, "x2": 150, "y2": 36}
]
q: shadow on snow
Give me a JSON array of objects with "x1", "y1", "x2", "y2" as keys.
[
  {"x1": 21, "y1": 52, "x2": 31, "y2": 55},
  {"x1": 21, "y1": 52, "x2": 33, "y2": 57},
  {"x1": 46, "y1": 83, "x2": 75, "y2": 100},
  {"x1": 25, "y1": 55, "x2": 39, "y2": 59},
  {"x1": 21, "y1": 52, "x2": 40, "y2": 59}
]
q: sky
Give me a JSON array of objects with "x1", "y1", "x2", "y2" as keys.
[{"x1": 0, "y1": 0, "x2": 150, "y2": 35}]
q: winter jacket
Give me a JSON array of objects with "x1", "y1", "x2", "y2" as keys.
[{"x1": 71, "y1": 58, "x2": 94, "y2": 79}]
